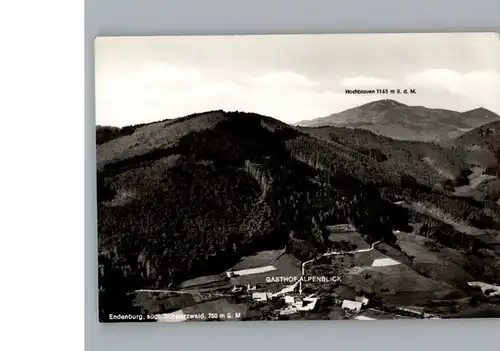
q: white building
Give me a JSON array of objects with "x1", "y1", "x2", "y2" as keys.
[
  {"x1": 297, "y1": 297, "x2": 319, "y2": 311},
  {"x1": 341, "y1": 300, "x2": 363, "y2": 313},
  {"x1": 252, "y1": 292, "x2": 272, "y2": 302},
  {"x1": 246, "y1": 284, "x2": 256, "y2": 291},
  {"x1": 284, "y1": 295, "x2": 295, "y2": 304},
  {"x1": 231, "y1": 286, "x2": 242, "y2": 293},
  {"x1": 283, "y1": 295, "x2": 319, "y2": 311}
]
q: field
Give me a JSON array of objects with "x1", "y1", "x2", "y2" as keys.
[
  {"x1": 230, "y1": 249, "x2": 284, "y2": 270},
  {"x1": 327, "y1": 230, "x2": 370, "y2": 250},
  {"x1": 180, "y1": 274, "x2": 227, "y2": 289},
  {"x1": 303, "y1": 238, "x2": 467, "y2": 307},
  {"x1": 445, "y1": 304, "x2": 500, "y2": 318},
  {"x1": 394, "y1": 232, "x2": 474, "y2": 287},
  {"x1": 228, "y1": 253, "x2": 302, "y2": 288},
  {"x1": 175, "y1": 251, "x2": 301, "y2": 294},
  {"x1": 345, "y1": 264, "x2": 463, "y2": 306}
]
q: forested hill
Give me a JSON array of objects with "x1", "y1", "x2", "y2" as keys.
[
  {"x1": 451, "y1": 121, "x2": 500, "y2": 174},
  {"x1": 299, "y1": 125, "x2": 470, "y2": 189},
  {"x1": 96, "y1": 118, "x2": 172, "y2": 145},
  {"x1": 96, "y1": 110, "x2": 500, "y2": 321}
]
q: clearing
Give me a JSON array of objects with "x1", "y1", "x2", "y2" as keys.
[
  {"x1": 372, "y1": 258, "x2": 400, "y2": 267},
  {"x1": 230, "y1": 249, "x2": 285, "y2": 270},
  {"x1": 327, "y1": 230, "x2": 371, "y2": 250}
]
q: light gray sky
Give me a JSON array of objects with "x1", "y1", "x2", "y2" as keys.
[{"x1": 95, "y1": 33, "x2": 500, "y2": 126}]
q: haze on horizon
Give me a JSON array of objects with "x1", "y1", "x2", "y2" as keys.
[{"x1": 95, "y1": 33, "x2": 500, "y2": 127}]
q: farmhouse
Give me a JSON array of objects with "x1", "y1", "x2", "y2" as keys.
[
  {"x1": 280, "y1": 296, "x2": 319, "y2": 315},
  {"x1": 284, "y1": 295, "x2": 295, "y2": 304},
  {"x1": 341, "y1": 300, "x2": 363, "y2": 313},
  {"x1": 297, "y1": 297, "x2": 319, "y2": 311},
  {"x1": 252, "y1": 292, "x2": 273, "y2": 302}
]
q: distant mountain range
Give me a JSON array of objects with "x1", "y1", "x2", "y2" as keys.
[{"x1": 297, "y1": 99, "x2": 500, "y2": 142}]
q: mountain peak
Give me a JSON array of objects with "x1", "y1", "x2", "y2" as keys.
[
  {"x1": 364, "y1": 99, "x2": 407, "y2": 109},
  {"x1": 462, "y1": 107, "x2": 497, "y2": 116}
]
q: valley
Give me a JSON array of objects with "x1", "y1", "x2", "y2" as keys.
[{"x1": 96, "y1": 102, "x2": 500, "y2": 322}]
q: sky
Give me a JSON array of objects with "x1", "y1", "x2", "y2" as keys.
[{"x1": 95, "y1": 33, "x2": 500, "y2": 127}]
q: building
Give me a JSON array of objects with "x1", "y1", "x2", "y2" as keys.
[
  {"x1": 246, "y1": 284, "x2": 256, "y2": 291},
  {"x1": 341, "y1": 300, "x2": 363, "y2": 313},
  {"x1": 355, "y1": 296, "x2": 369, "y2": 306},
  {"x1": 230, "y1": 286, "x2": 243, "y2": 293},
  {"x1": 252, "y1": 292, "x2": 272, "y2": 302},
  {"x1": 284, "y1": 295, "x2": 295, "y2": 304},
  {"x1": 297, "y1": 297, "x2": 319, "y2": 311},
  {"x1": 283, "y1": 295, "x2": 319, "y2": 311}
]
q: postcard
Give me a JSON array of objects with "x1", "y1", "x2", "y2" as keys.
[{"x1": 95, "y1": 33, "x2": 500, "y2": 322}]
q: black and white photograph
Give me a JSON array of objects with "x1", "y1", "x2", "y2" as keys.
[{"x1": 95, "y1": 33, "x2": 500, "y2": 323}]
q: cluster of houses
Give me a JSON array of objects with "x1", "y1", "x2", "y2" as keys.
[
  {"x1": 248, "y1": 290, "x2": 320, "y2": 315},
  {"x1": 246, "y1": 286, "x2": 371, "y2": 317},
  {"x1": 246, "y1": 288, "x2": 442, "y2": 320}
]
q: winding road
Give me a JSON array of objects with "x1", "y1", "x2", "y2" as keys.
[{"x1": 297, "y1": 240, "x2": 381, "y2": 294}]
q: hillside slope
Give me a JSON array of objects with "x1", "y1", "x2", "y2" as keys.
[
  {"x1": 300, "y1": 125, "x2": 470, "y2": 189},
  {"x1": 452, "y1": 120, "x2": 500, "y2": 172}
]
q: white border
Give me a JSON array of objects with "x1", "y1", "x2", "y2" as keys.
[{"x1": 1, "y1": 1, "x2": 84, "y2": 350}]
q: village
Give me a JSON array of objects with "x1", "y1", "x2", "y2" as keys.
[
  {"x1": 226, "y1": 280, "x2": 441, "y2": 320},
  {"x1": 220, "y1": 223, "x2": 446, "y2": 320}
]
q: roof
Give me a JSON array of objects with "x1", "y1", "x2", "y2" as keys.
[
  {"x1": 342, "y1": 300, "x2": 363, "y2": 310},
  {"x1": 252, "y1": 292, "x2": 272, "y2": 299}
]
